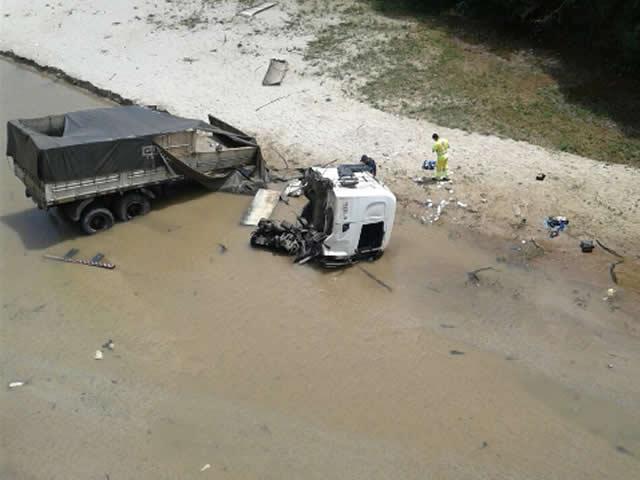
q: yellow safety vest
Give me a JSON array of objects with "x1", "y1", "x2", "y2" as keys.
[{"x1": 432, "y1": 138, "x2": 449, "y2": 159}]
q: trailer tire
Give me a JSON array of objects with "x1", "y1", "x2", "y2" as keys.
[
  {"x1": 115, "y1": 192, "x2": 151, "y2": 222},
  {"x1": 81, "y1": 206, "x2": 115, "y2": 235}
]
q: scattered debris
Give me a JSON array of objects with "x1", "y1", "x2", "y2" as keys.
[
  {"x1": 450, "y1": 350, "x2": 465, "y2": 355},
  {"x1": 607, "y1": 363, "x2": 614, "y2": 369},
  {"x1": 102, "y1": 339, "x2": 114, "y2": 351},
  {"x1": 456, "y1": 201, "x2": 468, "y2": 208},
  {"x1": 357, "y1": 265, "x2": 393, "y2": 292},
  {"x1": 580, "y1": 240, "x2": 594, "y2": 253},
  {"x1": 609, "y1": 260, "x2": 623, "y2": 284},
  {"x1": 544, "y1": 216, "x2": 569, "y2": 238},
  {"x1": 242, "y1": 189, "x2": 281, "y2": 226},
  {"x1": 239, "y1": 2, "x2": 277, "y2": 18},
  {"x1": 217, "y1": 243, "x2": 228, "y2": 254},
  {"x1": 200, "y1": 464, "x2": 211, "y2": 472},
  {"x1": 63, "y1": 248, "x2": 79, "y2": 259},
  {"x1": 596, "y1": 239, "x2": 624, "y2": 258},
  {"x1": 251, "y1": 219, "x2": 327, "y2": 263},
  {"x1": 529, "y1": 238, "x2": 545, "y2": 253},
  {"x1": 283, "y1": 179, "x2": 303, "y2": 197},
  {"x1": 603, "y1": 288, "x2": 617, "y2": 302},
  {"x1": 536, "y1": 173, "x2": 546, "y2": 181},
  {"x1": 255, "y1": 90, "x2": 304, "y2": 112},
  {"x1": 44, "y1": 254, "x2": 116, "y2": 270},
  {"x1": 616, "y1": 445, "x2": 633, "y2": 456},
  {"x1": 412, "y1": 176, "x2": 428, "y2": 185},
  {"x1": 91, "y1": 252, "x2": 105, "y2": 263},
  {"x1": 8, "y1": 381, "x2": 25, "y2": 389},
  {"x1": 94, "y1": 350, "x2": 104, "y2": 360},
  {"x1": 422, "y1": 159, "x2": 436, "y2": 170},
  {"x1": 466, "y1": 267, "x2": 495, "y2": 286},
  {"x1": 262, "y1": 58, "x2": 288, "y2": 86}
]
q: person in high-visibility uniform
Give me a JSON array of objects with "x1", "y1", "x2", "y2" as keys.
[{"x1": 431, "y1": 133, "x2": 450, "y2": 181}]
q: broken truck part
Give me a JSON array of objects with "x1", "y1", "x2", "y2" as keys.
[
  {"x1": 262, "y1": 59, "x2": 288, "y2": 86},
  {"x1": 251, "y1": 166, "x2": 396, "y2": 267},
  {"x1": 6, "y1": 106, "x2": 266, "y2": 234}
]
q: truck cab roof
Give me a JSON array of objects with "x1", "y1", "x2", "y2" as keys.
[{"x1": 311, "y1": 166, "x2": 395, "y2": 201}]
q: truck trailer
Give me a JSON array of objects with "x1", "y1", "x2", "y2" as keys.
[{"x1": 6, "y1": 106, "x2": 265, "y2": 234}]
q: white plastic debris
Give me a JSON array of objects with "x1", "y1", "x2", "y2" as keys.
[
  {"x1": 283, "y1": 180, "x2": 303, "y2": 197},
  {"x1": 94, "y1": 350, "x2": 103, "y2": 360},
  {"x1": 200, "y1": 464, "x2": 211, "y2": 472},
  {"x1": 456, "y1": 201, "x2": 467, "y2": 208},
  {"x1": 8, "y1": 381, "x2": 25, "y2": 388}
]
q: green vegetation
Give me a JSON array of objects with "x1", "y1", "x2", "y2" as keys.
[
  {"x1": 304, "y1": 3, "x2": 640, "y2": 165},
  {"x1": 371, "y1": 0, "x2": 640, "y2": 72}
]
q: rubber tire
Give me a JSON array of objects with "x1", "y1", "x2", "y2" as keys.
[
  {"x1": 80, "y1": 206, "x2": 115, "y2": 235},
  {"x1": 115, "y1": 192, "x2": 151, "y2": 222}
]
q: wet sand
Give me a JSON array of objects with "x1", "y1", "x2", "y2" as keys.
[{"x1": 1, "y1": 59, "x2": 639, "y2": 479}]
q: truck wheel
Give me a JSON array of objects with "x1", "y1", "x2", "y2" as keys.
[
  {"x1": 81, "y1": 206, "x2": 115, "y2": 235},
  {"x1": 115, "y1": 192, "x2": 151, "y2": 221}
]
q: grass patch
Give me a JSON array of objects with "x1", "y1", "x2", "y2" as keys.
[{"x1": 304, "y1": 5, "x2": 640, "y2": 165}]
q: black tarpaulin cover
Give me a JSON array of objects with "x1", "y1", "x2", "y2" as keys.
[{"x1": 6, "y1": 106, "x2": 261, "y2": 183}]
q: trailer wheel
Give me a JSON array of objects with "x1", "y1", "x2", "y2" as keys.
[
  {"x1": 81, "y1": 206, "x2": 114, "y2": 235},
  {"x1": 115, "y1": 192, "x2": 151, "y2": 221}
]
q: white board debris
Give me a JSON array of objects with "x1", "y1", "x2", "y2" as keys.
[
  {"x1": 242, "y1": 189, "x2": 280, "y2": 226},
  {"x1": 239, "y1": 2, "x2": 277, "y2": 18}
]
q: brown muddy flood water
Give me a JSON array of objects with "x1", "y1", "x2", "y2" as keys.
[{"x1": 1, "y1": 58, "x2": 639, "y2": 479}]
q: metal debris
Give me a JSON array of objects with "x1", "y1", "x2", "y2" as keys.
[
  {"x1": 91, "y1": 252, "x2": 105, "y2": 263},
  {"x1": 262, "y1": 58, "x2": 288, "y2": 86},
  {"x1": 200, "y1": 464, "x2": 211, "y2": 472},
  {"x1": 239, "y1": 2, "x2": 277, "y2": 18},
  {"x1": 250, "y1": 219, "x2": 327, "y2": 264},
  {"x1": 63, "y1": 248, "x2": 79, "y2": 259},
  {"x1": 580, "y1": 240, "x2": 594, "y2": 253},
  {"x1": 102, "y1": 339, "x2": 114, "y2": 351},
  {"x1": 466, "y1": 267, "x2": 496, "y2": 286},
  {"x1": 283, "y1": 179, "x2": 303, "y2": 197},
  {"x1": 44, "y1": 254, "x2": 115, "y2": 270},
  {"x1": 8, "y1": 381, "x2": 25, "y2": 389}
]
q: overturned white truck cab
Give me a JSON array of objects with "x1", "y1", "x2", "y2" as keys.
[{"x1": 301, "y1": 165, "x2": 396, "y2": 266}]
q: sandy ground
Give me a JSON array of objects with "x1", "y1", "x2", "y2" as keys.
[
  {"x1": 1, "y1": 58, "x2": 640, "y2": 480},
  {"x1": 0, "y1": 0, "x2": 638, "y2": 256}
]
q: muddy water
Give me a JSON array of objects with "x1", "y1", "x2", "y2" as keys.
[{"x1": 1, "y1": 58, "x2": 639, "y2": 479}]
